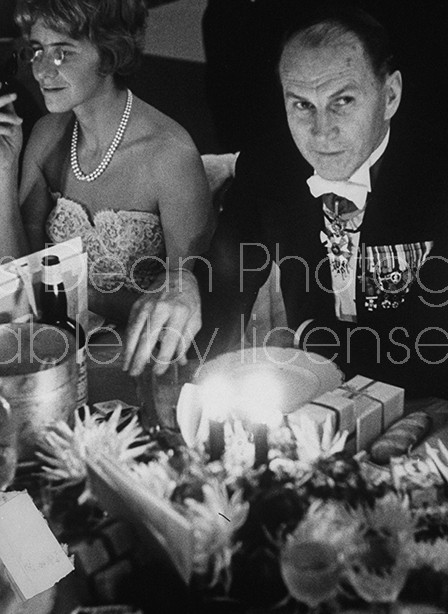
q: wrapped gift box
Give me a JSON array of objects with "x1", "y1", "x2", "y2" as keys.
[
  {"x1": 338, "y1": 375, "x2": 404, "y2": 429},
  {"x1": 334, "y1": 375, "x2": 405, "y2": 452},
  {"x1": 354, "y1": 396, "x2": 383, "y2": 452},
  {"x1": 288, "y1": 390, "x2": 355, "y2": 437}
]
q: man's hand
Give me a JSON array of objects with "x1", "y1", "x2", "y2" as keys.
[
  {"x1": 0, "y1": 92, "x2": 23, "y2": 170},
  {"x1": 123, "y1": 268, "x2": 202, "y2": 376}
]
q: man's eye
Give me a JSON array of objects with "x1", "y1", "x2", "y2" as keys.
[
  {"x1": 334, "y1": 96, "x2": 354, "y2": 107},
  {"x1": 293, "y1": 100, "x2": 314, "y2": 111}
]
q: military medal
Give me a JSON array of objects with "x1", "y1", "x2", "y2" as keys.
[
  {"x1": 321, "y1": 208, "x2": 360, "y2": 278},
  {"x1": 320, "y1": 227, "x2": 352, "y2": 278},
  {"x1": 359, "y1": 242, "x2": 433, "y2": 311}
]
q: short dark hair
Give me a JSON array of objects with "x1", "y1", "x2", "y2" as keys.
[
  {"x1": 280, "y1": 4, "x2": 396, "y2": 81},
  {"x1": 15, "y1": 0, "x2": 148, "y2": 84}
]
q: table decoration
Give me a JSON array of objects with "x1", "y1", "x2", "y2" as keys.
[
  {"x1": 37, "y1": 401, "x2": 448, "y2": 613},
  {"x1": 331, "y1": 377, "x2": 404, "y2": 453},
  {"x1": 287, "y1": 391, "x2": 355, "y2": 439},
  {"x1": 36, "y1": 406, "x2": 149, "y2": 503},
  {"x1": 337, "y1": 376, "x2": 405, "y2": 431}
]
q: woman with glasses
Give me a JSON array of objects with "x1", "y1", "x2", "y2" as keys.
[{"x1": 5, "y1": 0, "x2": 214, "y2": 373}]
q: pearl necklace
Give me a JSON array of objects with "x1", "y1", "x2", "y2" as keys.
[{"x1": 70, "y1": 88, "x2": 133, "y2": 182}]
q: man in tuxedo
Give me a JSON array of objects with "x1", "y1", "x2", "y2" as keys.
[
  {"x1": 202, "y1": 0, "x2": 448, "y2": 151},
  {"x1": 195, "y1": 5, "x2": 448, "y2": 398}
]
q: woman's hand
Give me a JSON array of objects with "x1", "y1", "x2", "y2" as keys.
[
  {"x1": 123, "y1": 268, "x2": 202, "y2": 376},
  {"x1": 0, "y1": 93, "x2": 23, "y2": 171},
  {"x1": 0, "y1": 92, "x2": 27, "y2": 259}
]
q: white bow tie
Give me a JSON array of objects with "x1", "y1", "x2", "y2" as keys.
[{"x1": 307, "y1": 174, "x2": 369, "y2": 209}]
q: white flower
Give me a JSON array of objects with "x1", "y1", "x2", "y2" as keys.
[
  {"x1": 37, "y1": 406, "x2": 149, "y2": 497},
  {"x1": 288, "y1": 414, "x2": 348, "y2": 462},
  {"x1": 183, "y1": 479, "x2": 249, "y2": 587},
  {"x1": 222, "y1": 420, "x2": 255, "y2": 477},
  {"x1": 130, "y1": 455, "x2": 176, "y2": 500}
]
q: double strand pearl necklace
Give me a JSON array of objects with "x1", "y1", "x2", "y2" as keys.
[{"x1": 70, "y1": 88, "x2": 133, "y2": 182}]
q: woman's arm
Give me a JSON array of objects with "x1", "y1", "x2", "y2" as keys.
[
  {"x1": 123, "y1": 137, "x2": 215, "y2": 375},
  {"x1": 156, "y1": 139, "x2": 216, "y2": 268},
  {"x1": 0, "y1": 93, "x2": 28, "y2": 260},
  {"x1": 19, "y1": 115, "x2": 60, "y2": 252}
]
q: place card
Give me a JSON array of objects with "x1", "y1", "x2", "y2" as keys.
[{"x1": 0, "y1": 491, "x2": 73, "y2": 601}]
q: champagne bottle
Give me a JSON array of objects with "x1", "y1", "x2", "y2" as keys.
[{"x1": 39, "y1": 255, "x2": 88, "y2": 408}]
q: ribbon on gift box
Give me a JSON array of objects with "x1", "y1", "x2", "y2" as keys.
[
  {"x1": 303, "y1": 398, "x2": 357, "y2": 454},
  {"x1": 288, "y1": 390, "x2": 355, "y2": 443},
  {"x1": 340, "y1": 375, "x2": 404, "y2": 431},
  {"x1": 308, "y1": 400, "x2": 343, "y2": 432},
  {"x1": 335, "y1": 376, "x2": 404, "y2": 452},
  {"x1": 341, "y1": 383, "x2": 386, "y2": 431}
]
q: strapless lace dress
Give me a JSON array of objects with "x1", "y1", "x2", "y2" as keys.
[{"x1": 46, "y1": 196, "x2": 166, "y2": 292}]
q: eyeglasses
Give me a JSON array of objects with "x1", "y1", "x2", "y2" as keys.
[{"x1": 20, "y1": 46, "x2": 67, "y2": 67}]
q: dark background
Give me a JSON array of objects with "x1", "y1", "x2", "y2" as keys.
[{"x1": 2, "y1": 0, "x2": 448, "y2": 153}]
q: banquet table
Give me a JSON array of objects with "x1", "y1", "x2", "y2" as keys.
[
  {"x1": 52, "y1": 328, "x2": 196, "y2": 614},
  {"x1": 86, "y1": 328, "x2": 448, "y2": 450},
  {"x1": 6, "y1": 328, "x2": 193, "y2": 614},
  {"x1": 7, "y1": 328, "x2": 448, "y2": 614}
]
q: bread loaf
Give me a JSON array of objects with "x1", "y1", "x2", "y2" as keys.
[{"x1": 369, "y1": 411, "x2": 431, "y2": 465}]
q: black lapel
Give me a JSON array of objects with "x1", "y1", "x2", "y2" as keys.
[{"x1": 360, "y1": 127, "x2": 444, "y2": 245}]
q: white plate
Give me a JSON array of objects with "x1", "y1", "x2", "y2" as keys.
[{"x1": 193, "y1": 347, "x2": 343, "y2": 415}]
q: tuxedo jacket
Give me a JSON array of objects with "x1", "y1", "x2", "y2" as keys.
[{"x1": 195, "y1": 120, "x2": 448, "y2": 397}]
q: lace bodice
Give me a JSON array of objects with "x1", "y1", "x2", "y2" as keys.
[{"x1": 46, "y1": 196, "x2": 166, "y2": 292}]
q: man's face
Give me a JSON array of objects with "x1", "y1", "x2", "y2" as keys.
[{"x1": 279, "y1": 32, "x2": 399, "y2": 180}]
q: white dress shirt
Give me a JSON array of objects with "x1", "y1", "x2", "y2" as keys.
[
  {"x1": 294, "y1": 131, "x2": 390, "y2": 347},
  {"x1": 319, "y1": 131, "x2": 389, "y2": 322}
]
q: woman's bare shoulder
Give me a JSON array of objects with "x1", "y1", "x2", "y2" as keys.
[
  {"x1": 26, "y1": 112, "x2": 72, "y2": 153},
  {"x1": 132, "y1": 97, "x2": 199, "y2": 158}
]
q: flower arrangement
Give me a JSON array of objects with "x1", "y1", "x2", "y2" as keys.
[
  {"x1": 39, "y1": 408, "x2": 448, "y2": 613},
  {"x1": 37, "y1": 406, "x2": 149, "y2": 503}
]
